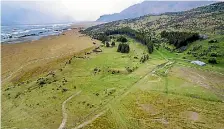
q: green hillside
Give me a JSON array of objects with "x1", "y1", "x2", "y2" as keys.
[
  {"x1": 86, "y1": 2, "x2": 224, "y2": 35},
  {"x1": 84, "y1": 2, "x2": 224, "y2": 67}
]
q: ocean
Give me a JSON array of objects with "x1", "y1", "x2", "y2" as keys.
[{"x1": 1, "y1": 23, "x2": 72, "y2": 43}]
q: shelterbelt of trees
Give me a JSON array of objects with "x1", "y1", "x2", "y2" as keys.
[
  {"x1": 83, "y1": 27, "x2": 154, "y2": 54},
  {"x1": 83, "y1": 27, "x2": 201, "y2": 54},
  {"x1": 160, "y1": 31, "x2": 200, "y2": 48}
]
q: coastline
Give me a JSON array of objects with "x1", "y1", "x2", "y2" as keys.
[
  {"x1": 1, "y1": 22, "x2": 103, "y2": 44},
  {"x1": 1, "y1": 22, "x2": 101, "y2": 83}
]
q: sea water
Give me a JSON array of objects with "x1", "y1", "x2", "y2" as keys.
[{"x1": 1, "y1": 23, "x2": 72, "y2": 43}]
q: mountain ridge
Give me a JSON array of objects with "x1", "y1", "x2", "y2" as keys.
[
  {"x1": 86, "y1": 2, "x2": 224, "y2": 36},
  {"x1": 96, "y1": 1, "x2": 216, "y2": 22}
]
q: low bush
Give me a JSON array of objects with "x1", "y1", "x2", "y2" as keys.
[
  {"x1": 111, "y1": 42, "x2": 115, "y2": 47},
  {"x1": 210, "y1": 53, "x2": 218, "y2": 57},
  {"x1": 192, "y1": 45, "x2": 202, "y2": 51},
  {"x1": 36, "y1": 77, "x2": 49, "y2": 86},
  {"x1": 62, "y1": 88, "x2": 68, "y2": 93},
  {"x1": 140, "y1": 54, "x2": 149, "y2": 63},
  {"x1": 208, "y1": 58, "x2": 218, "y2": 64},
  {"x1": 105, "y1": 42, "x2": 110, "y2": 47},
  {"x1": 125, "y1": 67, "x2": 133, "y2": 73},
  {"x1": 208, "y1": 39, "x2": 218, "y2": 43}
]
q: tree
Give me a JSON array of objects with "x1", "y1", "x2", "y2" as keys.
[
  {"x1": 98, "y1": 34, "x2": 109, "y2": 43},
  {"x1": 117, "y1": 36, "x2": 128, "y2": 43},
  {"x1": 106, "y1": 42, "x2": 110, "y2": 47},
  {"x1": 111, "y1": 42, "x2": 115, "y2": 47},
  {"x1": 147, "y1": 42, "x2": 154, "y2": 54},
  {"x1": 117, "y1": 43, "x2": 122, "y2": 52},
  {"x1": 160, "y1": 31, "x2": 199, "y2": 48},
  {"x1": 124, "y1": 44, "x2": 130, "y2": 53},
  {"x1": 208, "y1": 58, "x2": 217, "y2": 64},
  {"x1": 89, "y1": 27, "x2": 155, "y2": 54},
  {"x1": 117, "y1": 43, "x2": 130, "y2": 53},
  {"x1": 120, "y1": 44, "x2": 125, "y2": 53}
]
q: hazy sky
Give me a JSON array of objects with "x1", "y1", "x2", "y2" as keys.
[
  {"x1": 56, "y1": 0, "x2": 145, "y2": 21},
  {"x1": 2, "y1": 0, "x2": 144, "y2": 21},
  {"x1": 2, "y1": 0, "x2": 221, "y2": 21}
]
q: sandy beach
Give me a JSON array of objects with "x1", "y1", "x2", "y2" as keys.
[{"x1": 1, "y1": 23, "x2": 101, "y2": 83}]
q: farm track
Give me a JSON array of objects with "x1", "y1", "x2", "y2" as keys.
[
  {"x1": 58, "y1": 91, "x2": 82, "y2": 129},
  {"x1": 72, "y1": 48, "x2": 224, "y2": 128},
  {"x1": 72, "y1": 61, "x2": 172, "y2": 129},
  {"x1": 72, "y1": 109, "x2": 108, "y2": 129}
]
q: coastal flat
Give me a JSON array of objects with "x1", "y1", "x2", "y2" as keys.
[{"x1": 2, "y1": 27, "x2": 100, "y2": 83}]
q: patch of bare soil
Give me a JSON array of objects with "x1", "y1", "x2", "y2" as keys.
[
  {"x1": 154, "y1": 118, "x2": 169, "y2": 125},
  {"x1": 179, "y1": 68, "x2": 210, "y2": 89},
  {"x1": 170, "y1": 66, "x2": 224, "y2": 99},
  {"x1": 139, "y1": 104, "x2": 158, "y2": 115},
  {"x1": 181, "y1": 111, "x2": 200, "y2": 121},
  {"x1": 147, "y1": 74, "x2": 161, "y2": 83}
]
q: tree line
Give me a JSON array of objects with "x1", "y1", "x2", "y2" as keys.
[
  {"x1": 89, "y1": 27, "x2": 154, "y2": 54},
  {"x1": 161, "y1": 31, "x2": 200, "y2": 48}
]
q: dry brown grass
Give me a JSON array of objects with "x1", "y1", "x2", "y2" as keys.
[{"x1": 1, "y1": 27, "x2": 101, "y2": 83}]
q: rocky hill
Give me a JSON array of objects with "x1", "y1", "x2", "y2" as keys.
[{"x1": 96, "y1": 1, "x2": 216, "y2": 22}]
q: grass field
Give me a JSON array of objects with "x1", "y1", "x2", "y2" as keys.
[{"x1": 2, "y1": 35, "x2": 224, "y2": 129}]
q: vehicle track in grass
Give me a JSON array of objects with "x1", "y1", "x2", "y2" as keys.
[
  {"x1": 58, "y1": 91, "x2": 82, "y2": 129},
  {"x1": 72, "y1": 48, "x2": 224, "y2": 128},
  {"x1": 72, "y1": 61, "x2": 172, "y2": 129}
]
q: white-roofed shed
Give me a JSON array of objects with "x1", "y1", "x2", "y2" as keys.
[{"x1": 191, "y1": 60, "x2": 206, "y2": 66}]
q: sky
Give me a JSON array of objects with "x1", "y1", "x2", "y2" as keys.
[
  {"x1": 2, "y1": 0, "x2": 221, "y2": 22},
  {"x1": 2, "y1": 0, "x2": 144, "y2": 21}
]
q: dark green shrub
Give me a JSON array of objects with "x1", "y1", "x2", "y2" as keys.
[
  {"x1": 125, "y1": 67, "x2": 133, "y2": 73},
  {"x1": 208, "y1": 58, "x2": 217, "y2": 64},
  {"x1": 147, "y1": 42, "x2": 154, "y2": 54},
  {"x1": 208, "y1": 39, "x2": 218, "y2": 43},
  {"x1": 192, "y1": 45, "x2": 202, "y2": 51},
  {"x1": 106, "y1": 42, "x2": 110, "y2": 47},
  {"x1": 111, "y1": 42, "x2": 115, "y2": 47},
  {"x1": 62, "y1": 88, "x2": 68, "y2": 93},
  {"x1": 210, "y1": 53, "x2": 218, "y2": 57},
  {"x1": 36, "y1": 77, "x2": 49, "y2": 86},
  {"x1": 140, "y1": 54, "x2": 149, "y2": 63}
]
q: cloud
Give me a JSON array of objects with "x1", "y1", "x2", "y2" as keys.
[
  {"x1": 2, "y1": 0, "x2": 144, "y2": 21},
  {"x1": 2, "y1": 0, "x2": 217, "y2": 21},
  {"x1": 45, "y1": 0, "x2": 145, "y2": 21}
]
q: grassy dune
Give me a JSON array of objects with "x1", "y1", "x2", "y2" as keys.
[{"x1": 1, "y1": 28, "x2": 101, "y2": 83}]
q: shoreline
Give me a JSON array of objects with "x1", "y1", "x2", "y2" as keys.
[
  {"x1": 1, "y1": 22, "x2": 103, "y2": 44},
  {"x1": 1, "y1": 22, "x2": 101, "y2": 83}
]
